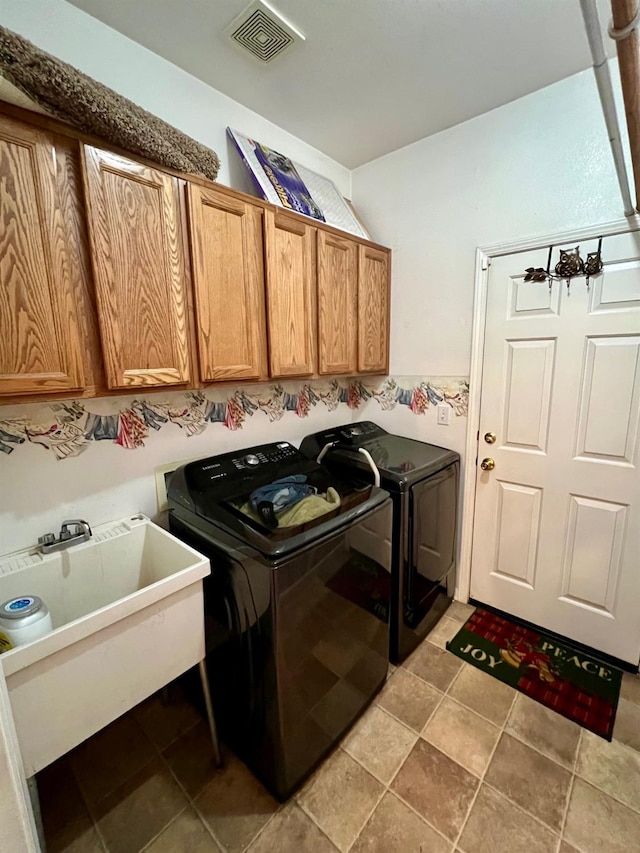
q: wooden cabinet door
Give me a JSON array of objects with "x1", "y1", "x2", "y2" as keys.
[
  {"x1": 317, "y1": 230, "x2": 357, "y2": 375},
  {"x1": 264, "y1": 210, "x2": 316, "y2": 377},
  {"x1": 0, "y1": 116, "x2": 84, "y2": 396},
  {"x1": 358, "y1": 244, "x2": 390, "y2": 373},
  {"x1": 82, "y1": 146, "x2": 190, "y2": 389},
  {"x1": 187, "y1": 185, "x2": 267, "y2": 381}
]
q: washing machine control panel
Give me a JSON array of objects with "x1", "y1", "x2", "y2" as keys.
[
  {"x1": 317, "y1": 421, "x2": 385, "y2": 447},
  {"x1": 231, "y1": 443, "x2": 299, "y2": 470},
  {"x1": 185, "y1": 442, "x2": 307, "y2": 492}
]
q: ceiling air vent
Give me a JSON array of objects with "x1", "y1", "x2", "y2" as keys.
[{"x1": 226, "y1": 0, "x2": 304, "y2": 64}]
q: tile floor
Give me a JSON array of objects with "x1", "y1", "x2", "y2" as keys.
[{"x1": 37, "y1": 602, "x2": 640, "y2": 853}]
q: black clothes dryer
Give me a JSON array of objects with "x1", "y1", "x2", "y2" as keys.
[
  {"x1": 300, "y1": 422, "x2": 459, "y2": 664},
  {"x1": 167, "y1": 441, "x2": 392, "y2": 800}
]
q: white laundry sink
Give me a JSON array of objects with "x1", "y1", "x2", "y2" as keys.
[{"x1": 0, "y1": 515, "x2": 210, "y2": 776}]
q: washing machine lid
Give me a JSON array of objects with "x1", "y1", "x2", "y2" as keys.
[
  {"x1": 300, "y1": 422, "x2": 459, "y2": 489},
  {"x1": 167, "y1": 440, "x2": 391, "y2": 557},
  {"x1": 360, "y1": 434, "x2": 457, "y2": 481}
]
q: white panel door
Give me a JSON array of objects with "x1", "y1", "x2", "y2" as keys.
[{"x1": 471, "y1": 232, "x2": 640, "y2": 663}]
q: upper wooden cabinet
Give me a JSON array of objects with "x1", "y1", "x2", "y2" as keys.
[
  {"x1": 358, "y1": 244, "x2": 390, "y2": 373},
  {"x1": 317, "y1": 230, "x2": 358, "y2": 375},
  {"x1": 264, "y1": 209, "x2": 316, "y2": 378},
  {"x1": 82, "y1": 146, "x2": 191, "y2": 389},
  {"x1": 0, "y1": 106, "x2": 392, "y2": 405},
  {"x1": 0, "y1": 116, "x2": 85, "y2": 397},
  {"x1": 187, "y1": 185, "x2": 267, "y2": 382}
]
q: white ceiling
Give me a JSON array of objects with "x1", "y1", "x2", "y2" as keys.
[{"x1": 65, "y1": 0, "x2": 614, "y2": 169}]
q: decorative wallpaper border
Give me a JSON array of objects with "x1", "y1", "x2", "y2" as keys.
[{"x1": 0, "y1": 376, "x2": 469, "y2": 460}]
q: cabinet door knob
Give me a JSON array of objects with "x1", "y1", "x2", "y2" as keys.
[
  {"x1": 480, "y1": 458, "x2": 495, "y2": 471},
  {"x1": 484, "y1": 432, "x2": 496, "y2": 444}
]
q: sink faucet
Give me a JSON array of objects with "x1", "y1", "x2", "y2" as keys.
[{"x1": 38, "y1": 520, "x2": 92, "y2": 554}]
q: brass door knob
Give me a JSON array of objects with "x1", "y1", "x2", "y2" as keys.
[
  {"x1": 480, "y1": 458, "x2": 495, "y2": 471},
  {"x1": 484, "y1": 432, "x2": 496, "y2": 444}
]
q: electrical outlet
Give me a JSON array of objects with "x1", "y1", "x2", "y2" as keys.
[{"x1": 436, "y1": 402, "x2": 451, "y2": 426}]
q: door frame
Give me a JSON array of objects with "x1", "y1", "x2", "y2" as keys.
[{"x1": 457, "y1": 214, "x2": 640, "y2": 604}]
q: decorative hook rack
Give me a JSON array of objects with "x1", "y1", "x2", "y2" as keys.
[{"x1": 523, "y1": 237, "x2": 604, "y2": 291}]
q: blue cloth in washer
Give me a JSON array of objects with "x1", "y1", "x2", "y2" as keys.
[{"x1": 250, "y1": 475, "x2": 314, "y2": 515}]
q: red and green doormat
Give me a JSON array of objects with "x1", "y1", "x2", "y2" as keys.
[{"x1": 446, "y1": 607, "x2": 622, "y2": 739}]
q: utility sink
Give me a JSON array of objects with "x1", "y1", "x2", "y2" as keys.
[{"x1": 0, "y1": 515, "x2": 210, "y2": 776}]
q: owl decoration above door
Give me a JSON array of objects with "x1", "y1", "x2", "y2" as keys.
[
  {"x1": 554, "y1": 247, "x2": 584, "y2": 278},
  {"x1": 522, "y1": 238, "x2": 604, "y2": 291}
]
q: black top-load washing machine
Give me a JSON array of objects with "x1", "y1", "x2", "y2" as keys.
[
  {"x1": 167, "y1": 440, "x2": 392, "y2": 801},
  {"x1": 301, "y1": 422, "x2": 459, "y2": 664}
]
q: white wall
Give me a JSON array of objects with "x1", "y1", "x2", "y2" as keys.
[
  {"x1": 352, "y1": 64, "x2": 636, "y2": 376},
  {"x1": 0, "y1": 0, "x2": 351, "y2": 197}
]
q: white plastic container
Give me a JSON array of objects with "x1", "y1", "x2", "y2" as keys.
[{"x1": 0, "y1": 596, "x2": 53, "y2": 650}]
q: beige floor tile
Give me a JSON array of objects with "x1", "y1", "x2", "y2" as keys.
[
  {"x1": 134, "y1": 682, "x2": 203, "y2": 751},
  {"x1": 342, "y1": 705, "x2": 417, "y2": 784},
  {"x1": 559, "y1": 842, "x2": 580, "y2": 853},
  {"x1": 564, "y1": 778, "x2": 640, "y2": 853},
  {"x1": 428, "y1": 616, "x2": 463, "y2": 650},
  {"x1": 404, "y1": 641, "x2": 463, "y2": 692},
  {"x1": 194, "y1": 753, "x2": 278, "y2": 853},
  {"x1": 46, "y1": 815, "x2": 105, "y2": 853},
  {"x1": 351, "y1": 792, "x2": 450, "y2": 853},
  {"x1": 458, "y1": 785, "x2": 558, "y2": 853},
  {"x1": 447, "y1": 664, "x2": 515, "y2": 726},
  {"x1": 70, "y1": 712, "x2": 156, "y2": 805},
  {"x1": 377, "y1": 667, "x2": 443, "y2": 732},
  {"x1": 506, "y1": 694, "x2": 581, "y2": 768},
  {"x1": 613, "y1": 697, "x2": 640, "y2": 752},
  {"x1": 162, "y1": 720, "x2": 221, "y2": 799},
  {"x1": 391, "y1": 740, "x2": 478, "y2": 841},
  {"x1": 620, "y1": 671, "x2": 640, "y2": 707},
  {"x1": 91, "y1": 758, "x2": 188, "y2": 853},
  {"x1": 297, "y1": 748, "x2": 384, "y2": 853},
  {"x1": 485, "y1": 733, "x2": 572, "y2": 832},
  {"x1": 576, "y1": 729, "x2": 640, "y2": 812},
  {"x1": 37, "y1": 756, "x2": 105, "y2": 853},
  {"x1": 446, "y1": 601, "x2": 475, "y2": 623},
  {"x1": 422, "y1": 697, "x2": 500, "y2": 777},
  {"x1": 37, "y1": 757, "x2": 92, "y2": 844},
  {"x1": 144, "y1": 806, "x2": 222, "y2": 852},
  {"x1": 247, "y1": 802, "x2": 339, "y2": 853}
]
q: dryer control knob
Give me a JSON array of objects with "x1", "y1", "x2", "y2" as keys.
[{"x1": 244, "y1": 454, "x2": 260, "y2": 466}]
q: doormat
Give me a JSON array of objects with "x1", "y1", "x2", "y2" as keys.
[{"x1": 446, "y1": 607, "x2": 622, "y2": 739}]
